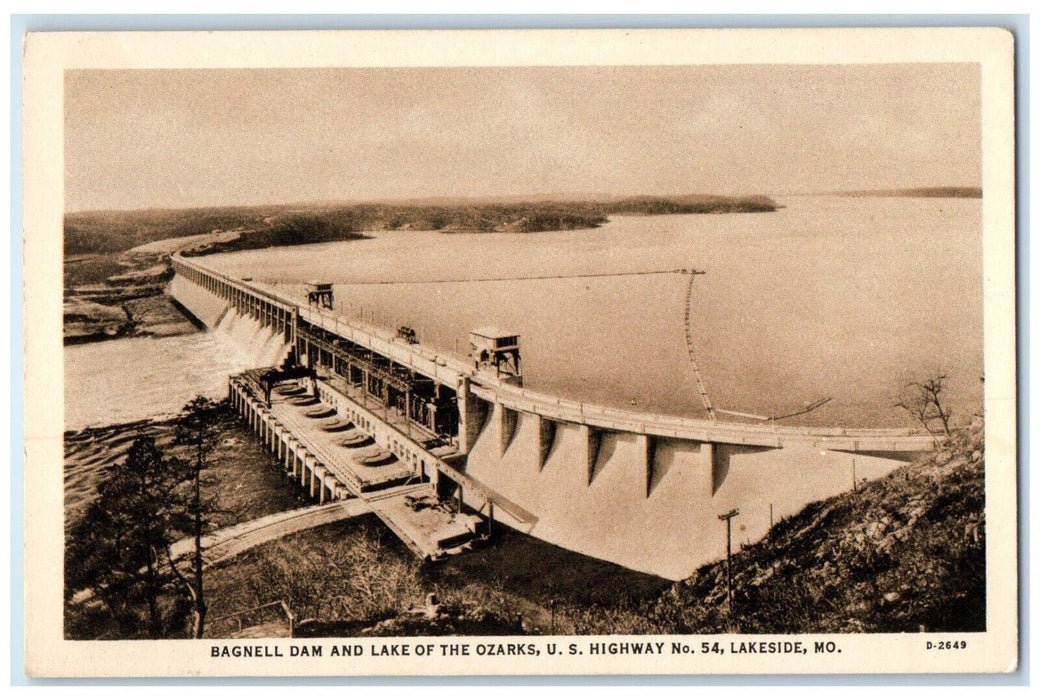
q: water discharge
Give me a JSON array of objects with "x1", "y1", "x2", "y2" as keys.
[
  {"x1": 212, "y1": 308, "x2": 291, "y2": 369},
  {"x1": 65, "y1": 304, "x2": 290, "y2": 432}
]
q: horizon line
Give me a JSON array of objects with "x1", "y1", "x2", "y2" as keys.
[{"x1": 63, "y1": 184, "x2": 982, "y2": 216}]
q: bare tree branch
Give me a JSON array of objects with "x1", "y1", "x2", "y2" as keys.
[{"x1": 895, "y1": 373, "x2": 953, "y2": 439}]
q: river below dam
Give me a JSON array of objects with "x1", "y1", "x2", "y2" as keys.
[
  {"x1": 64, "y1": 308, "x2": 289, "y2": 431},
  {"x1": 65, "y1": 194, "x2": 982, "y2": 431}
]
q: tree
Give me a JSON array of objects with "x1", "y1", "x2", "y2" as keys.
[
  {"x1": 66, "y1": 436, "x2": 182, "y2": 637},
  {"x1": 168, "y1": 395, "x2": 223, "y2": 639},
  {"x1": 895, "y1": 373, "x2": 953, "y2": 439}
]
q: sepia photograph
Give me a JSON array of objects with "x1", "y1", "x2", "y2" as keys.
[{"x1": 22, "y1": 27, "x2": 1018, "y2": 677}]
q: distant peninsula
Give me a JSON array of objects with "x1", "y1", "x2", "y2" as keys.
[
  {"x1": 64, "y1": 193, "x2": 779, "y2": 257},
  {"x1": 829, "y1": 186, "x2": 982, "y2": 199}
]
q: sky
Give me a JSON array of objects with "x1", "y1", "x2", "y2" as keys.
[{"x1": 64, "y1": 64, "x2": 981, "y2": 212}]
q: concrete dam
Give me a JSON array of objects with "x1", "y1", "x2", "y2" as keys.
[{"x1": 170, "y1": 254, "x2": 936, "y2": 580}]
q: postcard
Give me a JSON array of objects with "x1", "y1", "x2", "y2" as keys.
[{"x1": 22, "y1": 26, "x2": 1017, "y2": 676}]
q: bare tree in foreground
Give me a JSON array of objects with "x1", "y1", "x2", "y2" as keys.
[{"x1": 895, "y1": 373, "x2": 953, "y2": 439}]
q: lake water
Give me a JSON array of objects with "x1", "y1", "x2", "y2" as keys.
[{"x1": 65, "y1": 195, "x2": 982, "y2": 430}]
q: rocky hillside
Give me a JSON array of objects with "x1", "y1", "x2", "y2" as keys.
[
  {"x1": 64, "y1": 252, "x2": 197, "y2": 344},
  {"x1": 564, "y1": 423, "x2": 986, "y2": 634}
]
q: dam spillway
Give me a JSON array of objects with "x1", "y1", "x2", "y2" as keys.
[{"x1": 171, "y1": 254, "x2": 935, "y2": 580}]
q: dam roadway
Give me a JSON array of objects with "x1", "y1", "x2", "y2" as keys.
[{"x1": 170, "y1": 253, "x2": 935, "y2": 579}]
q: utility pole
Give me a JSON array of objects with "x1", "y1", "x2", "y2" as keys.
[
  {"x1": 852, "y1": 457, "x2": 858, "y2": 493},
  {"x1": 768, "y1": 503, "x2": 776, "y2": 575},
  {"x1": 718, "y1": 508, "x2": 739, "y2": 615}
]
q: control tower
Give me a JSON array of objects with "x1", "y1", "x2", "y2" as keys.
[
  {"x1": 469, "y1": 327, "x2": 522, "y2": 385},
  {"x1": 305, "y1": 281, "x2": 334, "y2": 309}
]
